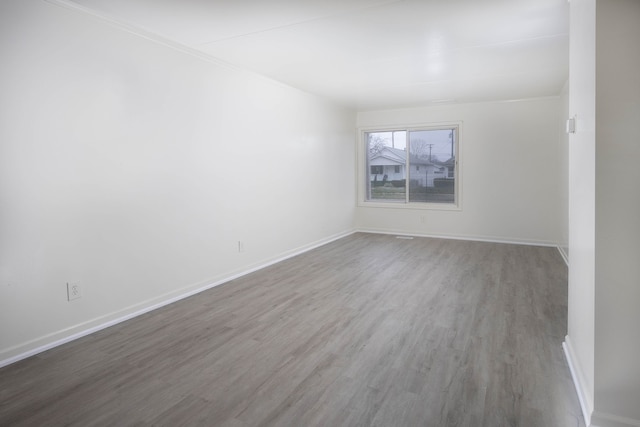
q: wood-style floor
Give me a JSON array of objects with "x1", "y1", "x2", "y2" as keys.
[{"x1": 0, "y1": 233, "x2": 584, "y2": 426}]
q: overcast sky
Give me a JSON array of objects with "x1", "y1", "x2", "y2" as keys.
[{"x1": 369, "y1": 129, "x2": 455, "y2": 160}]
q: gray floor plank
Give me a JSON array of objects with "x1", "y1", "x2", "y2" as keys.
[{"x1": 0, "y1": 233, "x2": 583, "y2": 426}]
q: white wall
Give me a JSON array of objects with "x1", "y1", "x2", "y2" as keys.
[
  {"x1": 565, "y1": 0, "x2": 597, "y2": 423},
  {"x1": 566, "y1": 1, "x2": 640, "y2": 426},
  {"x1": 593, "y1": 0, "x2": 640, "y2": 425},
  {"x1": 558, "y1": 80, "x2": 570, "y2": 260},
  {"x1": 356, "y1": 98, "x2": 562, "y2": 245},
  {"x1": 0, "y1": 0, "x2": 355, "y2": 364}
]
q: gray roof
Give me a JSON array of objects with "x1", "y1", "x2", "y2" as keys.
[{"x1": 371, "y1": 146, "x2": 436, "y2": 166}]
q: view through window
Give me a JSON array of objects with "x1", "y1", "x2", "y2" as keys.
[{"x1": 365, "y1": 126, "x2": 457, "y2": 205}]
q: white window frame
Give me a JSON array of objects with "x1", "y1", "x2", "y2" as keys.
[{"x1": 357, "y1": 122, "x2": 462, "y2": 211}]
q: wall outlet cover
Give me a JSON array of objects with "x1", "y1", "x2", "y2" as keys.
[{"x1": 67, "y1": 283, "x2": 81, "y2": 301}]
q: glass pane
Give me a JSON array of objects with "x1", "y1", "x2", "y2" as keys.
[
  {"x1": 408, "y1": 128, "x2": 456, "y2": 203},
  {"x1": 366, "y1": 131, "x2": 407, "y2": 201}
]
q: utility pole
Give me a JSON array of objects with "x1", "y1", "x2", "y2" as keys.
[{"x1": 425, "y1": 143, "x2": 434, "y2": 197}]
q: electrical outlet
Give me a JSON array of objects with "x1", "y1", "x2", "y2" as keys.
[{"x1": 67, "y1": 283, "x2": 81, "y2": 301}]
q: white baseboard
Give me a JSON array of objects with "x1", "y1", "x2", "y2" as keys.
[
  {"x1": 0, "y1": 230, "x2": 355, "y2": 368},
  {"x1": 356, "y1": 227, "x2": 559, "y2": 247},
  {"x1": 563, "y1": 336, "x2": 593, "y2": 426}
]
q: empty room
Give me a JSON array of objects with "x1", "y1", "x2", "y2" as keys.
[{"x1": 1, "y1": 0, "x2": 639, "y2": 426}]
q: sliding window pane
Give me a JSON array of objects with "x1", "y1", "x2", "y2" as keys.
[
  {"x1": 408, "y1": 128, "x2": 456, "y2": 203},
  {"x1": 366, "y1": 131, "x2": 407, "y2": 201}
]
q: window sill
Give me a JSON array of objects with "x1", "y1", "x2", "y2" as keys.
[{"x1": 357, "y1": 201, "x2": 462, "y2": 211}]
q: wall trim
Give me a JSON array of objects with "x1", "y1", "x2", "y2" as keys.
[
  {"x1": 44, "y1": 0, "x2": 232, "y2": 69},
  {"x1": 356, "y1": 227, "x2": 559, "y2": 248},
  {"x1": 591, "y1": 412, "x2": 640, "y2": 427},
  {"x1": 563, "y1": 336, "x2": 593, "y2": 426},
  {"x1": 43, "y1": 0, "x2": 311, "y2": 98},
  {"x1": 0, "y1": 230, "x2": 356, "y2": 369},
  {"x1": 356, "y1": 95, "x2": 562, "y2": 114},
  {"x1": 558, "y1": 246, "x2": 569, "y2": 266}
]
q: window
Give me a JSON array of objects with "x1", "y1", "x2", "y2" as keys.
[{"x1": 362, "y1": 125, "x2": 459, "y2": 207}]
